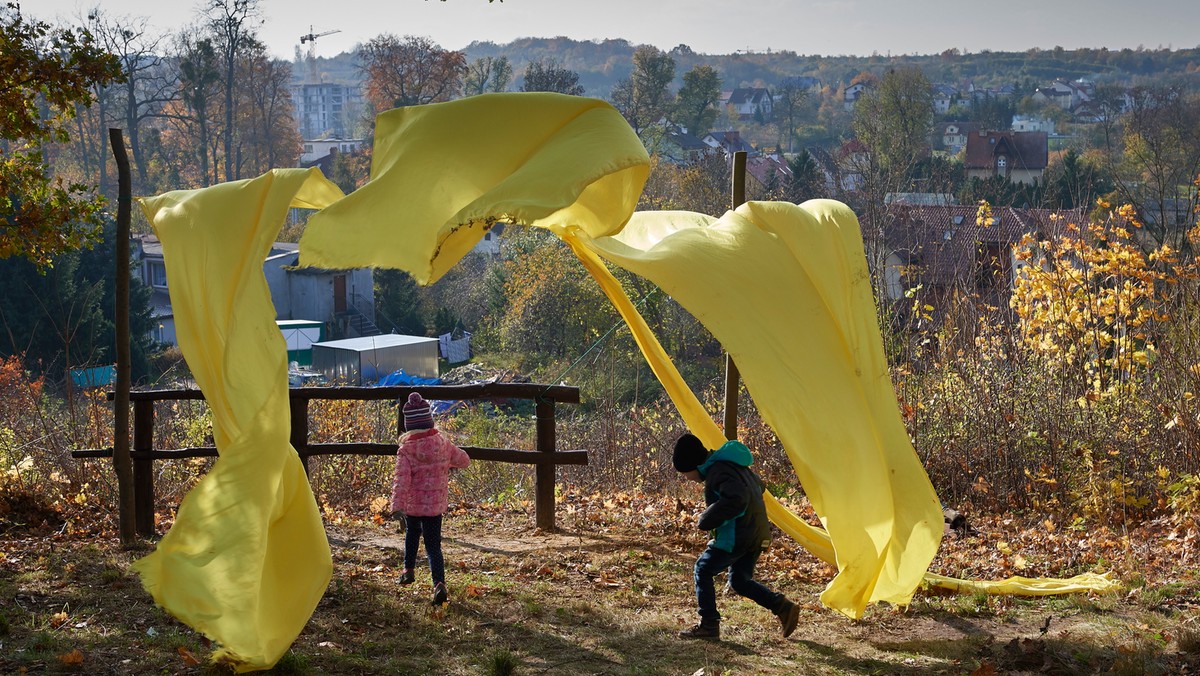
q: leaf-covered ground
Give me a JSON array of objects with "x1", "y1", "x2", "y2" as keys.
[{"x1": 2, "y1": 489, "x2": 1199, "y2": 674}]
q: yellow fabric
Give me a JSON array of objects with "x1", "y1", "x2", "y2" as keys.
[
  {"x1": 135, "y1": 168, "x2": 343, "y2": 671},
  {"x1": 300, "y1": 92, "x2": 650, "y2": 283},
  {"x1": 563, "y1": 203, "x2": 945, "y2": 613},
  {"x1": 136, "y1": 94, "x2": 1116, "y2": 669}
]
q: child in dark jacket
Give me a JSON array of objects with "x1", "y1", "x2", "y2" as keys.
[
  {"x1": 673, "y1": 433, "x2": 799, "y2": 640},
  {"x1": 391, "y1": 393, "x2": 470, "y2": 606}
]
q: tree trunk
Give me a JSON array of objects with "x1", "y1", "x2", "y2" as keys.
[{"x1": 109, "y1": 128, "x2": 137, "y2": 546}]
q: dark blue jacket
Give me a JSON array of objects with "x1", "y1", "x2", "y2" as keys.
[{"x1": 696, "y1": 440, "x2": 772, "y2": 554}]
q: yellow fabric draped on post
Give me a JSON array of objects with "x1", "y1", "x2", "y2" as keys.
[
  {"x1": 135, "y1": 168, "x2": 343, "y2": 671},
  {"x1": 135, "y1": 93, "x2": 1115, "y2": 671}
]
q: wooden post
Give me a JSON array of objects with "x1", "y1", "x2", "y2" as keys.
[
  {"x1": 534, "y1": 399, "x2": 556, "y2": 532},
  {"x1": 132, "y1": 399, "x2": 155, "y2": 537},
  {"x1": 723, "y1": 151, "x2": 747, "y2": 441},
  {"x1": 109, "y1": 128, "x2": 137, "y2": 544},
  {"x1": 290, "y1": 396, "x2": 309, "y2": 474}
]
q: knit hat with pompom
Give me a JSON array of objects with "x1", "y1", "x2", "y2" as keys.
[{"x1": 402, "y1": 392, "x2": 434, "y2": 431}]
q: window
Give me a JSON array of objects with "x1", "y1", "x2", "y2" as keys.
[
  {"x1": 303, "y1": 144, "x2": 313, "y2": 154},
  {"x1": 996, "y1": 156, "x2": 1008, "y2": 170},
  {"x1": 149, "y1": 261, "x2": 168, "y2": 288}
]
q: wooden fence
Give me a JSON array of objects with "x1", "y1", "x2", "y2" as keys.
[{"x1": 71, "y1": 384, "x2": 586, "y2": 536}]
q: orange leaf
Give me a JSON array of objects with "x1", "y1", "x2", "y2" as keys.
[
  {"x1": 58, "y1": 649, "x2": 85, "y2": 666},
  {"x1": 50, "y1": 611, "x2": 69, "y2": 628},
  {"x1": 177, "y1": 646, "x2": 201, "y2": 665},
  {"x1": 465, "y1": 584, "x2": 483, "y2": 597}
]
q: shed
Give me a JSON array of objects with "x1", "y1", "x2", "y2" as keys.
[
  {"x1": 311, "y1": 334, "x2": 440, "y2": 384},
  {"x1": 277, "y1": 319, "x2": 326, "y2": 366}
]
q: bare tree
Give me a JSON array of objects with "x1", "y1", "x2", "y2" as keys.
[
  {"x1": 87, "y1": 8, "x2": 178, "y2": 193},
  {"x1": 204, "y1": 0, "x2": 261, "y2": 182},
  {"x1": 463, "y1": 55, "x2": 512, "y2": 96},
  {"x1": 173, "y1": 30, "x2": 222, "y2": 186},
  {"x1": 521, "y1": 58, "x2": 585, "y2": 96},
  {"x1": 774, "y1": 78, "x2": 811, "y2": 154}
]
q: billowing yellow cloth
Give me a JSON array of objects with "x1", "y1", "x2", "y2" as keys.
[
  {"x1": 301, "y1": 93, "x2": 1116, "y2": 615},
  {"x1": 135, "y1": 168, "x2": 343, "y2": 671},
  {"x1": 136, "y1": 94, "x2": 1115, "y2": 670}
]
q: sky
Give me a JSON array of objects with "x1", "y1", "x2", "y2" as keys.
[{"x1": 30, "y1": 0, "x2": 1200, "y2": 60}]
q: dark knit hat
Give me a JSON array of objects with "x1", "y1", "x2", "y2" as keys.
[
  {"x1": 673, "y1": 433, "x2": 709, "y2": 472},
  {"x1": 402, "y1": 392, "x2": 434, "y2": 431}
]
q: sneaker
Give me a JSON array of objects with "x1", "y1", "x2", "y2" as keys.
[
  {"x1": 775, "y1": 599, "x2": 800, "y2": 638},
  {"x1": 678, "y1": 621, "x2": 720, "y2": 640},
  {"x1": 399, "y1": 569, "x2": 415, "y2": 585},
  {"x1": 431, "y1": 582, "x2": 448, "y2": 606}
]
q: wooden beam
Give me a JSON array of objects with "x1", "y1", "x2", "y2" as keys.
[{"x1": 724, "y1": 150, "x2": 747, "y2": 441}]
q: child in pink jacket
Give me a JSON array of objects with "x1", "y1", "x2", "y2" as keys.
[{"x1": 391, "y1": 392, "x2": 470, "y2": 605}]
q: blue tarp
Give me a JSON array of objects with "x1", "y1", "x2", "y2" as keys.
[
  {"x1": 374, "y1": 369, "x2": 441, "y2": 387},
  {"x1": 374, "y1": 370, "x2": 468, "y2": 415},
  {"x1": 70, "y1": 364, "x2": 115, "y2": 388}
]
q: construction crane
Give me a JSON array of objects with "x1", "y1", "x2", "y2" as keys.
[
  {"x1": 299, "y1": 26, "x2": 341, "y2": 83},
  {"x1": 300, "y1": 26, "x2": 341, "y2": 46}
]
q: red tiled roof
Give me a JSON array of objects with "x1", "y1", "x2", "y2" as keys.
[
  {"x1": 964, "y1": 131, "x2": 1048, "y2": 170},
  {"x1": 884, "y1": 204, "x2": 1085, "y2": 287}
]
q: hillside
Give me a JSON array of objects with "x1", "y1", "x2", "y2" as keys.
[{"x1": 298, "y1": 37, "x2": 1200, "y2": 96}]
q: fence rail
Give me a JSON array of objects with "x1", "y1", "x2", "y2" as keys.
[{"x1": 71, "y1": 384, "x2": 586, "y2": 536}]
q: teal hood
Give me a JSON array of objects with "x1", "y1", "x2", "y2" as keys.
[{"x1": 697, "y1": 440, "x2": 754, "y2": 476}]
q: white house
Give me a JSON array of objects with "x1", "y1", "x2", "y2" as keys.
[
  {"x1": 843, "y1": 82, "x2": 869, "y2": 110},
  {"x1": 724, "y1": 88, "x2": 773, "y2": 120},
  {"x1": 1011, "y1": 115, "x2": 1055, "y2": 134},
  {"x1": 300, "y1": 138, "x2": 365, "y2": 165}
]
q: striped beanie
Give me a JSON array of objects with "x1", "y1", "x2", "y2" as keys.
[{"x1": 402, "y1": 392, "x2": 434, "y2": 431}]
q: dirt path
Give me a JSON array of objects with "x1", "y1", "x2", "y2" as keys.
[{"x1": 324, "y1": 517, "x2": 1198, "y2": 674}]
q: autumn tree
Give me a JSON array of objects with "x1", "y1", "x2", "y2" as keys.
[
  {"x1": 495, "y1": 230, "x2": 616, "y2": 365},
  {"x1": 359, "y1": 34, "x2": 466, "y2": 111},
  {"x1": 463, "y1": 55, "x2": 512, "y2": 96},
  {"x1": 1, "y1": 3, "x2": 122, "y2": 266},
  {"x1": 235, "y1": 43, "x2": 301, "y2": 176},
  {"x1": 1113, "y1": 85, "x2": 1200, "y2": 251},
  {"x1": 521, "y1": 58, "x2": 585, "y2": 96},
  {"x1": 611, "y1": 46, "x2": 675, "y2": 137},
  {"x1": 852, "y1": 67, "x2": 934, "y2": 177},
  {"x1": 673, "y1": 65, "x2": 721, "y2": 136}
]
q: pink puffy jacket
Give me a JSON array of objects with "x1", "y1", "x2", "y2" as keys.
[{"x1": 390, "y1": 428, "x2": 470, "y2": 516}]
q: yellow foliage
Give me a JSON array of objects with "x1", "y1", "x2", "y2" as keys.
[{"x1": 1010, "y1": 202, "x2": 1173, "y2": 395}]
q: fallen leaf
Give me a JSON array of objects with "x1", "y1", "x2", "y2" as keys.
[
  {"x1": 58, "y1": 649, "x2": 85, "y2": 666},
  {"x1": 50, "y1": 611, "x2": 69, "y2": 628},
  {"x1": 177, "y1": 646, "x2": 200, "y2": 666}
]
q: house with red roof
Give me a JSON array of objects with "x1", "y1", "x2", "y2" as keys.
[{"x1": 963, "y1": 131, "x2": 1048, "y2": 185}]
